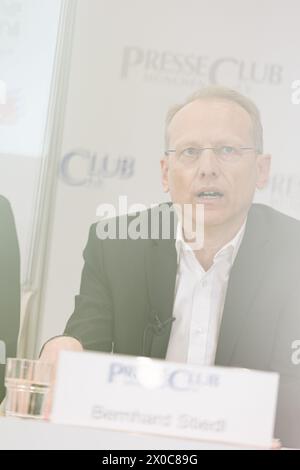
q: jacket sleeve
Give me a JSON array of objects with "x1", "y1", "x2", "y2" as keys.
[{"x1": 64, "y1": 223, "x2": 113, "y2": 352}]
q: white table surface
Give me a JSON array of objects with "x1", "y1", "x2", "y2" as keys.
[{"x1": 0, "y1": 416, "x2": 258, "y2": 450}]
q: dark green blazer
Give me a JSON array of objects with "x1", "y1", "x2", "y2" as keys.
[
  {"x1": 0, "y1": 195, "x2": 20, "y2": 401},
  {"x1": 65, "y1": 203, "x2": 300, "y2": 447}
]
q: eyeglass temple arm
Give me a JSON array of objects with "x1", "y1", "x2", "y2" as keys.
[{"x1": 165, "y1": 147, "x2": 258, "y2": 155}]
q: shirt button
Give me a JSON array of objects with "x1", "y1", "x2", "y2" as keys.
[{"x1": 196, "y1": 328, "x2": 204, "y2": 334}]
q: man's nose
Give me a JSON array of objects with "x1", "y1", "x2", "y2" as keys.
[{"x1": 195, "y1": 148, "x2": 221, "y2": 178}]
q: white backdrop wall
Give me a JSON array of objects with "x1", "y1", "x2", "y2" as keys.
[{"x1": 36, "y1": 0, "x2": 300, "y2": 350}]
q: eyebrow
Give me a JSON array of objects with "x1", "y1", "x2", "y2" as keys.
[{"x1": 171, "y1": 137, "x2": 248, "y2": 148}]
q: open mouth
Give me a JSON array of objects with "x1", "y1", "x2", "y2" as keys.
[{"x1": 196, "y1": 191, "x2": 224, "y2": 199}]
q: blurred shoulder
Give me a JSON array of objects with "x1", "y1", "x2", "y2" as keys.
[
  {"x1": 0, "y1": 194, "x2": 11, "y2": 209},
  {"x1": 0, "y1": 195, "x2": 14, "y2": 221}
]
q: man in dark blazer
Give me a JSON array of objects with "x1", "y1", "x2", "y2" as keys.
[
  {"x1": 0, "y1": 195, "x2": 20, "y2": 402},
  {"x1": 41, "y1": 87, "x2": 300, "y2": 447}
]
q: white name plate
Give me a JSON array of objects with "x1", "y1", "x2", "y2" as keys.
[{"x1": 51, "y1": 351, "x2": 279, "y2": 448}]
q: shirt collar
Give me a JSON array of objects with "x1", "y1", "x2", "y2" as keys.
[{"x1": 176, "y1": 218, "x2": 247, "y2": 266}]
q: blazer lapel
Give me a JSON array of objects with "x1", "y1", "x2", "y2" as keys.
[
  {"x1": 215, "y1": 205, "x2": 270, "y2": 366},
  {"x1": 144, "y1": 207, "x2": 178, "y2": 359}
]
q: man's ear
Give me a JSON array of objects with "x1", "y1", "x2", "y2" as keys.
[
  {"x1": 256, "y1": 154, "x2": 271, "y2": 189},
  {"x1": 160, "y1": 155, "x2": 169, "y2": 193}
]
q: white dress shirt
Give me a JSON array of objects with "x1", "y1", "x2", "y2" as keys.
[{"x1": 166, "y1": 221, "x2": 246, "y2": 366}]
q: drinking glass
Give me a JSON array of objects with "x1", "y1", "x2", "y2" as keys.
[{"x1": 4, "y1": 358, "x2": 52, "y2": 419}]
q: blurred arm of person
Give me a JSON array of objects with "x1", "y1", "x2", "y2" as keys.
[{"x1": 0, "y1": 195, "x2": 20, "y2": 404}]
